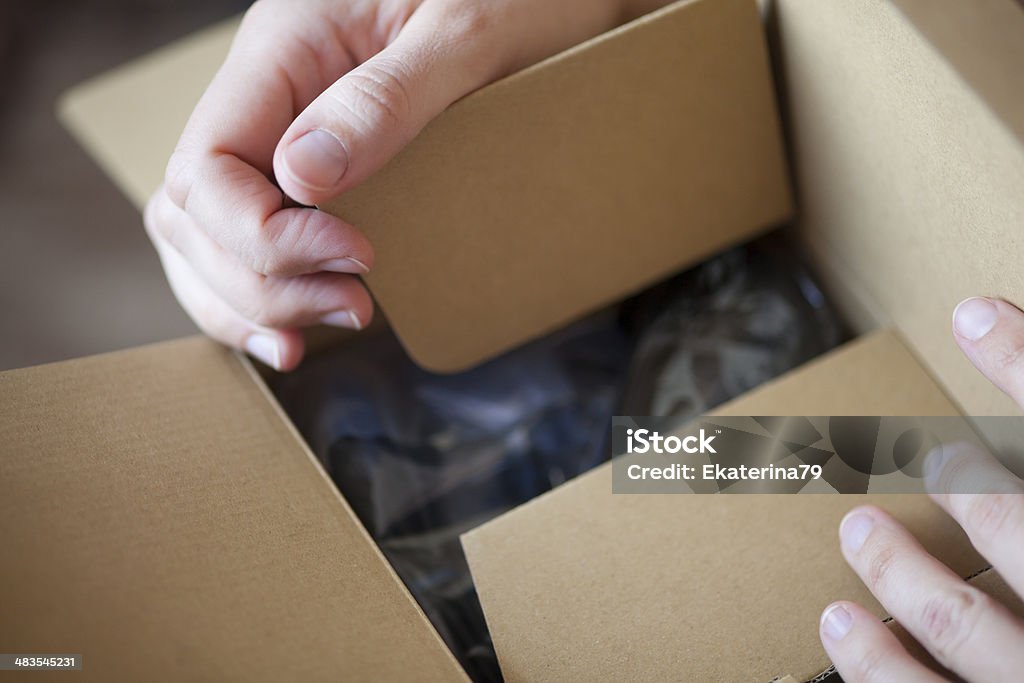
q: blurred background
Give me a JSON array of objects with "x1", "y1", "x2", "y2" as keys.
[{"x1": 0, "y1": 0, "x2": 248, "y2": 371}]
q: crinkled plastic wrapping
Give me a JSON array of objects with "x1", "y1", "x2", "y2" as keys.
[
  {"x1": 618, "y1": 239, "x2": 843, "y2": 416},
  {"x1": 270, "y1": 239, "x2": 844, "y2": 682},
  {"x1": 272, "y1": 314, "x2": 631, "y2": 681}
]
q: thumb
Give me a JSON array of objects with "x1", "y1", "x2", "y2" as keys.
[
  {"x1": 272, "y1": 10, "x2": 503, "y2": 206},
  {"x1": 952, "y1": 296, "x2": 1024, "y2": 408}
]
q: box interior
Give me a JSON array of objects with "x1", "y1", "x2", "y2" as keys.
[{"x1": 3, "y1": 0, "x2": 1022, "y2": 681}]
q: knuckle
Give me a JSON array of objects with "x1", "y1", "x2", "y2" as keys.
[
  {"x1": 234, "y1": 280, "x2": 280, "y2": 328},
  {"x1": 855, "y1": 644, "x2": 892, "y2": 683},
  {"x1": 188, "y1": 295, "x2": 234, "y2": 345},
  {"x1": 241, "y1": 0, "x2": 279, "y2": 28},
  {"x1": 164, "y1": 149, "x2": 195, "y2": 210},
  {"x1": 991, "y1": 337, "x2": 1024, "y2": 373},
  {"x1": 919, "y1": 587, "x2": 989, "y2": 666},
  {"x1": 243, "y1": 296, "x2": 281, "y2": 329},
  {"x1": 145, "y1": 192, "x2": 184, "y2": 249},
  {"x1": 964, "y1": 492, "x2": 1019, "y2": 544},
  {"x1": 250, "y1": 212, "x2": 315, "y2": 276},
  {"x1": 445, "y1": 3, "x2": 494, "y2": 46},
  {"x1": 865, "y1": 543, "x2": 899, "y2": 592},
  {"x1": 248, "y1": 244, "x2": 289, "y2": 278},
  {"x1": 345, "y1": 62, "x2": 413, "y2": 126}
]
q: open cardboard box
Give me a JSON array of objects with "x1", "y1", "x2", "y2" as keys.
[{"x1": 3, "y1": 0, "x2": 1024, "y2": 680}]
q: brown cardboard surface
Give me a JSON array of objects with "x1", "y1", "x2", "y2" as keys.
[
  {"x1": 708, "y1": 329, "x2": 962, "y2": 417},
  {"x1": 890, "y1": 0, "x2": 1024, "y2": 144},
  {"x1": 772, "y1": 0, "x2": 1024, "y2": 440},
  {"x1": 462, "y1": 331, "x2": 987, "y2": 682},
  {"x1": 59, "y1": 0, "x2": 792, "y2": 373},
  {"x1": 0, "y1": 339, "x2": 465, "y2": 683},
  {"x1": 324, "y1": 0, "x2": 791, "y2": 371}
]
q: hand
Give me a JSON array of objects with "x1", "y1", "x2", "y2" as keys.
[
  {"x1": 820, "y1": 297, "x2": 1024, "y2": 681},
  {"x1": 144, "y1": 0, "x2": 666, "y2": 370}
]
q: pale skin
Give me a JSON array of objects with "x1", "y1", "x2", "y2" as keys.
[
  {"x1": 146, "y1": 2, "x2": 1022, "y2": 678},
  {"x1": 823, "y1": 297, "x2": 1024, "y2": 682},
  {"x1": 144, "y1": 0, "x2": 670, "y2": 371}
]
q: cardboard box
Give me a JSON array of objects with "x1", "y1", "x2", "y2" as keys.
[{"x1": 3, "y1": 0, "x2": 1024, "y2": 680}]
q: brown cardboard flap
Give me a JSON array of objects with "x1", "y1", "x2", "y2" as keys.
[
  {"x1": 59, "y1": 0, "x2": 791, "y2": 373},
  {"x1": 772, "y1": 0, "x2": 1024, "y2": 444},
  {"x1": 462, "y1": 331, "x2": 986, "y2": 682},
  {"x1": 890, "y1": 0, "x2": 1024, "y2": 144},
  {"x1": 0, "y1": 340, "x2": 465, "y2": 683},
  {"x1": 325, "y1": 0, "x2": 791, "y2": 371}
]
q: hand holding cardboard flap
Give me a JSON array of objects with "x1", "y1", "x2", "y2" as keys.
[
  {"x1": 67, "y1": 0, "x2": 792, "y2": 374},
  {"x1": 144, "y1": 0, "x2": 728, "y2": 373},
  {"x1": 322, "y1": 0, "x2": 791, "y2": 372}
]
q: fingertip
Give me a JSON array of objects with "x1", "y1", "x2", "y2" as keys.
[
  {"x1": 840, "y1": 504, "x2": 884, "y2": 529},
  {"x1": 320, "y1": 288, "x2": 375, "y2": 332},
  {"x1": 950, "y1": 297, "x2": 1024, "y2": 408},
  {"x1": 820, "y1": 601, "x2": 856, "y2": 643},
  {"x1": 820, "y1": 600, "x2": 938, "y2": 683},
  {"x1": 274, "y1": 128, "x2": 348, "y2": 206},
  {"x1": 244, "y1": 329, "x2": 304, "y2": 372},
  {"x1": 275, "y1": 329, "x2": 306, "y2": 372},
  {"x1": 952, "y1": 297, "x2": 999, "y2": 343}
]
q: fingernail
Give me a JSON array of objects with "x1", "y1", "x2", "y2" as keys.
[
  {"x1": 820, "y1": 603, "x2": 854, "y2": 641},
  {"x1": 953, "y1": 297, "x2": 998, "y2": 341},
  {"x1": 321, "y1": 310, "x2": 362, "y2": 330},
  {"x1": 839, "y1": 512, "x2": 874, "y2": 553},
  {"x1": 923, "y1": 445, "x2": 951, "y2": 488},
  {"x1": 284, "y1": 129, "x2": 348, "y2": 191},
  {"x1": 319, "y1": 257, "x2": 370, "y2": 274},
  {"x1": 245, "y1": 334, "x2": 281, "y2": 370}
]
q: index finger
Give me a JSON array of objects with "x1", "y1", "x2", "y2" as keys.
[
  {"x1": 838, "y1": 505, "x2": 1024, "y2": 681},
  {"x1": 925, "y1": 441, "x2": 1024, "y2": 598},
  {"x1": 952, "y1": 297, "x2": 1024, "y2": 409},
  {"x1": 163, "y1": 2, "x2": 372, "y2": 276},
  {"x1": 171, "y1": 0, "x2": 353, "y2": 175}
]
